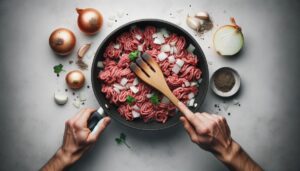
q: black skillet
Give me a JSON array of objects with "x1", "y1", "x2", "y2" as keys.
[{"x1": 88, "y1": 19, "x2": 209, "y2": 131}]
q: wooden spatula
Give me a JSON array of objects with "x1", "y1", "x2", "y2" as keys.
[{"x1": 130, "y1": 53, "x2": 190, "y2": 116}]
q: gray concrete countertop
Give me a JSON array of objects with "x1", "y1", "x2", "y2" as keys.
[{"x1": 0, "y1": 0, "x2": 299, "y2": 170}]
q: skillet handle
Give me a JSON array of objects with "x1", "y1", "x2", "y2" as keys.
[{"x1": 88, "y1": 111, "x2": 104, "y2": 131}]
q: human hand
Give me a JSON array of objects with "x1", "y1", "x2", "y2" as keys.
[
  {"x1": 178, "y1": 102, "x2": 263, "y2": 171},
  {"x1": 41, "y1": 108, "x2": 111, "y2": 171}
]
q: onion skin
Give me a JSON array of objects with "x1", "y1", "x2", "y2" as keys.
[
  {"x1": 49, "y1": 28, "x2": 76, "y2": 56},
  {"x1": 76, "y1": 8, "x2": 103, "y2": 35},
  {"x1": 66, "y1": 70, "x2": 85, "y2": 89}
]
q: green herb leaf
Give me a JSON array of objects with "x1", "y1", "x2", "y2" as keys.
[
  {"x1": 115, "y1": 133, "x2": 131, "y2": 148},
  {"x1": 150, "y1": 94, "x2": 160, "y2": 105},
  {"x1": 128, "y1": 50, "x2": 139, "y2": 61},
  {"x1": 53, "y1": 64, "x2": 65, "y2": 74},
  {"x1": 120, "y1": 133, "x2": 126, "y2": 140},
  {"x1": 126, "y1": 95, "x2": 135, "y2": 104},
  {"x1": 115, "y1": 138, "x2": 122, "y2": 144}
]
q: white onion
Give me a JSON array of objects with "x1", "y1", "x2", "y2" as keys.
[
  {"x1": 132, "y1": 105, "x2": 140, "y2": 111},
  {"x1": 188, "y1": 92, "x2": 195, "y2": 99},
  {"x1": 170, "y1": 41, "x2": 176, "y2": 46},
  {"x1": 133, "y1": 78, "x2": 139, "y2": 86},
  {"x1": 152, "y1": 33, "x2": 158, "y2": 38},
  {"x1": 187, "y1": 44, "x2": 195, "y2": 53},
  {"x1": 213, "y1": 19, "x2": 244, "y2": 56},
  {"x1": 172, "y1": 65, "x2": 181, "y2": 74},
  {"x1": 173, "y1": 47, "x2": 178, "y2": 54},
  {"x1": 146, "y1": 93, "x2": 154, "y2": 98},
  {"x1": 120, "y1": 78, "x2": 128, "y2": 86},
  {"x1": 159, "y1": 28, "x2": 170, "y2": 38},
  {"x1": 138, "y1": 44, "x2": 143, "y2": 51},
  {"x1": 184, "y1": 81, "x2": 190, "y2": 87},
  {"x1": 176, "y1": 59, "x2": 184, "y2": 67},
  {"x1": 130, "y1": 86, "x2": 139, "y2": 94},
  {"x1": 188, "y1": 98, "x2": 195, "y2": 106},
  {"x1": 153, "y1": 38, "x2": 162, "y2": 45},
  {"x1": 161, "y1": 44, "x2": 171, "y2": 52},
  {"x1": 158, "y1": 52, "x2": 168, "y2": 61},
  {"x1": 97, "y1": 61, "x2": 104, "y2": 68},
  {"x1": 113, "y1": 83, "x2": 125, "y2": 90},
  {"x1": 135, "y1": 34, "x2": 142, "y2": 40},
  {"x1": 132, "y1": 110, "x2": 141, "y2": 118},
  {"x1": 198, "y1": 78, "x2": 203, "y2": 84},
  {"x1": 191, "y1": 82, "x2": 198, "y2": 86},
  {"x1": 113, "y1": 87, "x2": 120, "y2": 94},
  {"x1": 168, "y1": 56, "x2": 175, "y2": 63},
  {"x1": 113, "y1": 44, "x2": 120, "y2": 49}
]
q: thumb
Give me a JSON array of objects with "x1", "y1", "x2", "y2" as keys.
[{"x1": 87, "y1": 117, "x2": 111, "y2": 143}]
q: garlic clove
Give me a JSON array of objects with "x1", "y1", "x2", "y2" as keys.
[
  {"x1": 186, "y1": 15, "x2": 201, "y2": 31},
  {"x1": 195, "y1": 12, "x2": 210, "y2": 20},
  {"x1": 78, "y1": 43, "x2": 91, "y2": 59},
  {"x1": 54, "y1": 91, "x2": 68, "y2": 105}
]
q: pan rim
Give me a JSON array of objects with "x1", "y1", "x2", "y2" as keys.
[{"x1": 91, "y1": 18, "x2": 209, "y2": 131}]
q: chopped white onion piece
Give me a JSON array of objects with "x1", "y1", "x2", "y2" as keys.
[
  {"x1": 188, "y1": 98, "x2": 195, "y2": 106},
  {"x1": 120, "y1": 78, "x2": 128, "y2": 86},
  {"x1": 146, "y1": 93, "x2": 154, "y2": 98},
  {"x1": 132, "y1": 105, "x2": 140, "y2": 111},
  {"x1": 135, "y1": 34, "x2": 142, "y2": 40},
  {"x1": 152, "y1": 33, "x2": 158, "y2": 38},
  {"x1": 194, "y1": 103, "x2": 198, "y2": 107},
  {"x1": 97, "y1": 61, "x2": 104, "y2": 68},
  {"x1": 172, "y1": 65, "x2": 181, "y2": 74},
  {"x1": 153, "y1": 38, "x2": 162, "y2": 45},
  {"x1": 187, "y1": 44, "x2": 195, "y2": 53},
  {"x1": 72, "y1": 99, "x2": 80, "y2": 108},
  {"x1": 198, "y1": 78, "x2": 203, "y2": 84},
  {"x1": 159, "y1": 28, "x2": 170, "y2": 38},
  {"x1": 158, "y1": 52, "x2": 168, "y2": 61},
  {"x1": 133, "y1": 78, "x2": 139, "y2": 86},
  {"x1": 113, "y1": 83, "x2": 125, "y2": 90},
  {"x1": 138, "y1": 44, "x2": 143, "y2": 51},
  {"x1": 176, "y1": 59, "x2": 185, "y2": 67},
  {"x1": 173, "y1": 47, "x2": 178, "y2": 54},
  {"x1": 170, "y1": 41, "x2": 176, "y2": 46},
  {"x1": 161, "y1": 96, "x2": 170, "y2": 103},
  {"x1": 184, "y1": 81, "x2": 190, "y2": 87},
  {"x1": 156, "y1": 33, "x2": 165, "y2": 44},
  {"x1": 188, "y1": 92, "x2": 195, "y2": 99},
  {"x1": 113, "y1": 87, "x2": 120, "y2": 94},
  {"x1": 130, "y1": 86, "x2": 139, "y2": 94},
  {"x1": 191, "y1": 82, "x2": 198, "y2": 86},
  {"x1": 113, "y1": 44, "x2": 120, "y2": 49},
  {"x1": 132, "y1": 110, "x2": 141, "y2": 118},
  {"x1": 161, "y1": 44, "x2": 171, "y2": 52},
  {"x1": 168, "y1": 56, "x2": 175, "y2": 63}
]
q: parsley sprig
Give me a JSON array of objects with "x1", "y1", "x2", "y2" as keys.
[
  {"x1": 126, "y1": 95, "x2": 135, "y2": 104},
  {"x1": 150, "y1": 94, "x2": 160, "y2": 105},
  {"x1": 115, "y1": 133, "x2": 131, "y2": 148},
  {"x1": 53, "y1": 64, "x2": 65, "y2": 75},
  {"x1": 128, "y1": 50, "x2": 139, "y2": 61}
]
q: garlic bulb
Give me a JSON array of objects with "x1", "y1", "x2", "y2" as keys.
[
  {"x1": 186, "y1": 15, "x2": 201, "y2": 31},
  {"x1": 195, "y1": 12, "x2": 210, "y2": 20}
]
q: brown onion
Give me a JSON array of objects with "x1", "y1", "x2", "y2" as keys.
[
  {"x1": 66, "y1": 70, "x2": 85, "y2": 89},
  {"x1": 49, "y1": 28, "x2": 76, "y2": 56},
  {"x1": 76, "y1": 8, "x2": 103, "y2": 35}
]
